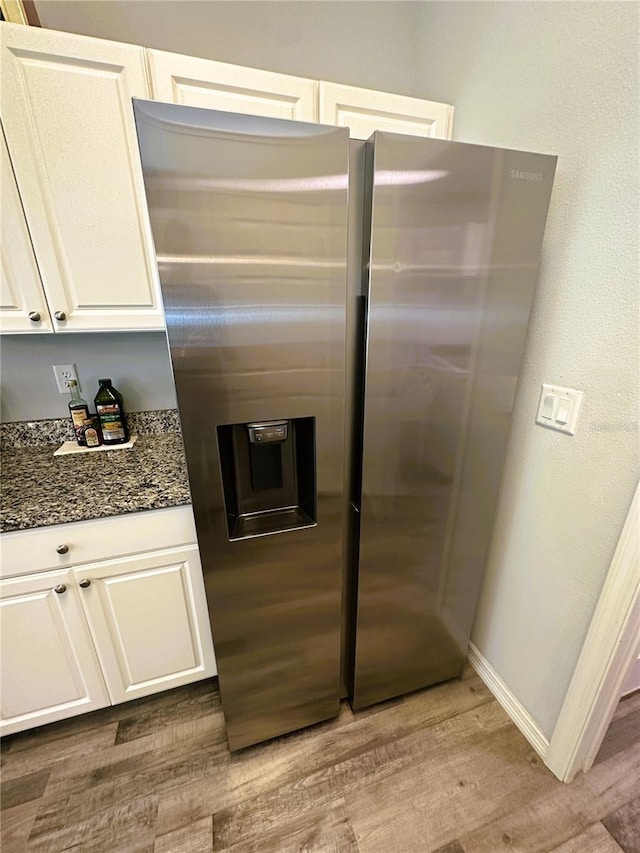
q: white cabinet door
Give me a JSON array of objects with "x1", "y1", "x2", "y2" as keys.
[
  {"x1": 0, "y1": 569, "x2": 109, "y2": 736},
  {"x1": 147, "y1": 49, "x2": 317, "y2": 122},
  {"x1": 75, "y1": 546, "x2": 216, "y2": 704},
  {"x1": 0, "y1": 126, "x2": 53, "y2": 334},
  {"x1": 319, "y1": 81, "x2": 454, "y2": 140},
  {"x1": 0, "y1": 23, "x2": 164, "y2": 332}
]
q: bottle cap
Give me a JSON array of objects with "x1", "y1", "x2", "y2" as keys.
[
  {"x1": 98, "y1": 378, "x2": 111, "y2": 385},
  {"x1": 68, "y1": 379, "x2": 78, "y2": 387}
]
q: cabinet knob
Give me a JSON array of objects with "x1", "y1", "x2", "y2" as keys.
[
  {"x1": 79, "y1": 578, "x2": 91, "y2": 589},
  {"x1": 54, "y1": 584, "x2": 67, "y2": 595},
  {"x1": 54, "y1": 311, "x2": 67, "y2": 321},
  {"x1": 28, "y1": 311, "x2": 41, "y2": 322},
  {"x1": 56, "y1": 544, "x2": 69, "y2": 554}
]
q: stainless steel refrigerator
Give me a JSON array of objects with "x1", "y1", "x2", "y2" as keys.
[
  {"x1": 134, "y1": 100, "x2": 556, "y2": 749},
  {"x1": 352, "y1": 133, "x2": 556, "y2": 708}
]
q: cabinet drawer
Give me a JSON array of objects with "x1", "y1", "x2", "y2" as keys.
[{"x1": 0, "y1": 506, "x2": 197, "y2": 579}]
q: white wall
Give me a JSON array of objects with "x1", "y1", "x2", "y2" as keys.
[
  {"x1": 0, "y1": 333, "x2": 177, "y2": 421},
  {"x1": 418, "y1": 1, "x2": 639, "y2": 737},
  {"x1": 35, "y1": 0, "x2": 426, "y2": 98}
]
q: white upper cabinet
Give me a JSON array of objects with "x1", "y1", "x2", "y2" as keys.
[
  {"x1": 0, "y1": 24, "x2": 453, "y2": 336},
  {"x1": 147, "y1": 49, "x2": 318, "y2": 122},
  {"x1": 0, "y1": 23, "x2": 164, "y2": 332},
  {"x1": 319, "y1": 82, "x2": 453, "y2": 140},
  {"x1": 146, "y1": 51, "x2": 452, "y2": 139},
  {"x1": 0, "y1": 126, "x2": 53, "y2": 333}
]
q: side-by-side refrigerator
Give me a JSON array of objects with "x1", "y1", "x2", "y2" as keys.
[{"x1": 133, "y1": 100, "x2": 556, "y2": 750}]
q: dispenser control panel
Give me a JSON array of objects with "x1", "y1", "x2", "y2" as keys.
[{"x1": 247, "y1": 420, "x2": 289, "y2": 444}]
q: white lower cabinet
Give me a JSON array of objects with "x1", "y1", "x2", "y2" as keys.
[
  {"x1": 0, "y1": 508, "x2": 216, "y2": 736},
  {"x1": 75, "y1": 546, "x2": 216, "y2": 704},
  {"x1": 0, "y1": 569, "x2": 110, "y2": 736}
]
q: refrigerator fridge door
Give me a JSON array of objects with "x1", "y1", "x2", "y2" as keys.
[
  {"x1": 353, "y1": 133, "x2": 556, "y2": 709},
  {"x1": 134, "y1": 100, "x2": 350, "y2": 750}
]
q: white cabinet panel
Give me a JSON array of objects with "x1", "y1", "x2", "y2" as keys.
[
  {"x1": 0, "y1": 23, "x2": 164, "y2": 332},
  {"x1": 0, "y1": 126, "x2": 52, "y2": 334},
  {"x1": 1, "y1": 506, "x2": 198, "y2": 580},
  {"x1": 319, "y1": 81, "x2": 453, "y2": 140},
  {"x1": 147, "y1": 49, "x2": 317, "y2": 122},
  {"x1": 76, "y1": 545, "x2": 216, "y2": 704},
  {"x1": 0, "y1": 509, "x2": 214, "y2": 735},
  {"x1": 0, "y1": 569, "x2": 109, "y2": 736}
]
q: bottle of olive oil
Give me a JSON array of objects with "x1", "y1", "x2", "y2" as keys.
[
  {"x1": 68, "y1": 380, "x2": 90, "y2": 446},
  {"x1": 94, "y1": 379, "x2": 129, "y2": 445}
]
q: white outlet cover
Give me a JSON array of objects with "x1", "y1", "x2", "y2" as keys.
[
  {"x1": 536, "y1": 383, "x2": 583, "y2": 435},
  {"x1": 53, "y1": 364, "x2": 78, "y2": 394}
]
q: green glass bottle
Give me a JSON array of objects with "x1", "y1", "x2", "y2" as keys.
[
  {"x1": 68, "y1": 380, "x2": 90, "y2": 446},
  {"x1": 94, "y1": 378, "x2": 129, "y2": 446}
]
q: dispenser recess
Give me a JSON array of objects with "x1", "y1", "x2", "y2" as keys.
[{"x1": 217, "y1": 417, "x2": 317, "y2": 541}]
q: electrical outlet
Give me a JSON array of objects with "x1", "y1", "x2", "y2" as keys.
[{"x1": 53, "y1": 364, "x2": 79, "y2": 394}]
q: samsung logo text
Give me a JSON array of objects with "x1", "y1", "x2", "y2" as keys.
[{"x1": 510, "y1": 170, "x2": 544, "y2": 182}]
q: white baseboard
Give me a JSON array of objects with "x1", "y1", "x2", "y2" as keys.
[{"x1": 467, "y1": 642, "x2": 549, "y2": 759}]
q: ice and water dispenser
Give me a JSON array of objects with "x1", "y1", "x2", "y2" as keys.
[{"x1": 217, "y1": 417, "x2": 317, "y2": 540}]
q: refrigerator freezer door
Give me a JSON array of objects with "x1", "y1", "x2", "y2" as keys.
[
  {"x1": 353, "y1": 133, "x2": 556, "y2": 708},
  {"x1": 134, "y1": 100, "x2": 349, "y2": 749}
]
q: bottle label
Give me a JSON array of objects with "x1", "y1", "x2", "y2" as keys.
[
  {"x1": 84, "y1": 428, "x2": 100, "y2": 447},
  {"x1": 97, "y1": 403, "x2": 126, "y2": 441},
  {"x1": 70, "y1": 407, "x2": 90, "y2": 445},
  {"x1": 71, "y1": 409, "x2": 88, "y2": 428}
]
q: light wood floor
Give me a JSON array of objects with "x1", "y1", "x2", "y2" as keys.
[{"x1": 1, "y1": 668, "x2": 638, "y2": 853}]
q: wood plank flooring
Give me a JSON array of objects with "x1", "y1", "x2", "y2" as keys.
[{"x1": 1, "y1": 670, "x2": 638, "y2": 853}]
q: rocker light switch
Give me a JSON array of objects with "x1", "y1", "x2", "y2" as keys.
[
  {"x1": 556, "y1": 398, "x2": 571, "y2": 424},
  {"x1": 536, "y1": 384, "x2": 583, "y2": 435},
  {"x1": 541, "y1": 394, "x2": 556, "y2": 419}
]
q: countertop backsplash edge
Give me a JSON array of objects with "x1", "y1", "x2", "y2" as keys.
[{"x1": 0, "y1": 409, "x2": 181, "y2": 449}]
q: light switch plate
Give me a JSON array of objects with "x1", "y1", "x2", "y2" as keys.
[{"x1": 536, "y1": 383, "x2": 583, "y2": 435}]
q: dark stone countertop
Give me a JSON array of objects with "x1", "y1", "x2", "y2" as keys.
[{"x1": 1, "y1": 433, "x2": 192, "y2": 533}]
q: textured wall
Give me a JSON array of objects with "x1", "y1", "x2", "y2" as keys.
[
  {"x1": 0, "y1": 333, "x2": 177, "y2": 421},
  {"x1": 418, "y1": 1, "x2": 639, "y2": 737},
  {"x1": 35, "y1": 0, "x2": 426, "y2": 98}
]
